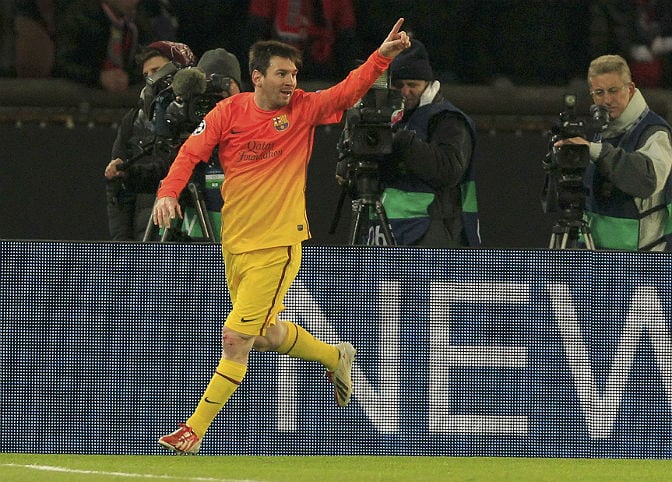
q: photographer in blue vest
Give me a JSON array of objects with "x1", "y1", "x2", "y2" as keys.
[
  {"x1": 371, "y1": 38, "x2": 480, "y2": 247},
  {"x1": 554, "y1": 54, "x2": 672, "y2": 250}
]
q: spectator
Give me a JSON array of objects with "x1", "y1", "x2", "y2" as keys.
[
  {"x1": 171, "y1": 0, "x2": 249, "y2": 69},
  {"x1": 591, "y1": 0, "x2": 672, "y2": 88},
  {"x1": 14, "y1": 0, "x2": 58, "y2": 77},
  {"x1": 0, "y1": 1, "x2": 12, "y2": 75},
  {"x1": 247, "y1": 0, "x2": 359, "y2": 80},
  {"x1": 143, "y1": 0, "x2": 178, "y2": 41},
  {"x1": 54, "y1": 0, "x2": 177, "y2": 92}
]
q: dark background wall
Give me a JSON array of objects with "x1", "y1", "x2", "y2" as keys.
[{"x1": 0, "y1": 120, "x2": 553, "y2": 248}]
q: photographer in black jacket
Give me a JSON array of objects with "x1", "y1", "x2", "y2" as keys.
[
  {"x1": 369, "y1": 39, "x2": 480, "y2": 247},
  {"x1": 104, "y1": 41, "x2": 196, "y2": 241},
  {"x1": 105, "y1": 42, "x2": 243, "y2": 241}
]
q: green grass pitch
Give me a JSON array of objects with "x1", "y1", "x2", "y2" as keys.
[{"x1": 1, "y1": 453, "x2": 671, "y2": 482}]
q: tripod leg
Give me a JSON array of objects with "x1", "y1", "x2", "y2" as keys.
[
  {"x1": 560, "y1": 232, "x2": 570, "y2": 249},
  {"x1": 374, "y1": 200, "x2": 396, "y2": 246},
  {"x1": 348, "y1": 199, "x2": 366, "y2": 245},
  {"x1": 550, "y1": 220, "x2": 595, "y2": 250},
  {"x1": 160, "y1": 224, "x2": 174, "y2": 242},
  {"x1": 582, "y1": 227, "x2": 596, "y2": 250},
  {"x1": 142, "y1": 209, "x2": 158, "y2": 242},
  {"x1": 188, "y1": 182, "x2": 216, "y2": 243},
  {"x1": 329, "y1": 184, "x2": 348, "y2": 235},
  {"x1": 160, "y1": 211, "x2": 184, "y2": 242},
  {"x1": 549, "y1": 233, "x2": 558, "y2": 249}
]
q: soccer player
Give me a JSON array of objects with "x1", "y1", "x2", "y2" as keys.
[{"x1": 153, "y1": 19, "x2": 411, "y2": 454}]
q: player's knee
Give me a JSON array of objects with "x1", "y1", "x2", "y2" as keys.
[{"x1": 221, "y1": 326, "x2": 251, "y2": 347}]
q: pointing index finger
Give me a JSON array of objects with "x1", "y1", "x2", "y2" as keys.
[{"x1": 388, "y1": 18, "x2": 405, "y2": 38}]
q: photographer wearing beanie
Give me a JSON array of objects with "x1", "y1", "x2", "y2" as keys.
[
  {"x1": 171, "y1": 47, "x2": 244, "y2": 242},
  {"x1": 373, "y1": 39, "x2": 480, "y2": 247}
]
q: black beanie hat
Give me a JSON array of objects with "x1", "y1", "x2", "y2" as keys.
[
  {"x1": 389, "y1": 39, "x2": 433, "y2": 81},
  {"x1": 197, "y1": 48, "x2": 242, "y2": 89}
]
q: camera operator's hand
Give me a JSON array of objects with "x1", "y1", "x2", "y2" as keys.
[
  {"x1": 152, "y1": 196, "x2": 183, "y2": 229},
  {"x1": 392, "y1": 129, "x2": 416, "y2": 157},
  {"x1": 553, "y1": 137, "x2": 590, "y2": 148},
  {"x1": 104, "y1": 158, "x2": 127, "y2": 180}
]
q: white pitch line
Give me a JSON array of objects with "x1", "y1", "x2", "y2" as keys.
[{"x1": 0, "y1": 463, "x2": 269, "y2": 482}]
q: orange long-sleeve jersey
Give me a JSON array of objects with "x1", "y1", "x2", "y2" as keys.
[{"x1": 157, "y1": 50, "x2": 391, "y2": 253}]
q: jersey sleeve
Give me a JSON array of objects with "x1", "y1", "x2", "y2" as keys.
[
  {"x1": 300, "y1": 50, "x2": 392, "y2": 126},
  {"x1": 156, "y1": 105, "x2": 226, "y2": 199}
]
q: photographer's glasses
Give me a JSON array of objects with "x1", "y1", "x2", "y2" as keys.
[{"x1": 590, "y1": 84, "x2": 629, "y2": 98}]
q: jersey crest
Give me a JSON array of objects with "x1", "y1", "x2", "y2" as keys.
[{"x1": 273, "y1": 114, "x2": 290, "y2": 131}]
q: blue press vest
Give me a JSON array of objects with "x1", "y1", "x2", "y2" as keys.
[
  {"x1": 584, "y1": 110, "x2": 672, "y2": 250},
  {"x1": 373, "y1": 101, "x2": 480, "y2": 246}
]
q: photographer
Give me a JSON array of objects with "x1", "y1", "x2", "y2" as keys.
[
  {"x1": 554, "y1": 54, "x2": 672, "y2": 251},
  {"x1": 372, "y1": 39, "x2": 480, "y2": 248},
  {"x1": 104, "y1": 41, "x2": 197, "y2": 241}
]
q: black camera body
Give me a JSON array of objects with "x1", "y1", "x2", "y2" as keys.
[
  {"x1": 541, "y1": 94, "x2": 610, "y2": 215},
  {"x1": 145, "y1": 61, "x2": 178, "y2": 94},
  {"x1": 341, "y1": 87, "x2": 404, "y2": 157},
  {"x1": 551, "y1": 95, "x2": 609, "y2": 144},
  {"x1": 144, "y1": 62, "x2": 233, "y2": 140},
  {"x1": 164, "y1": 74, "x2": 232, "y2": 137},
  {"x1": 330, "y1": 71, "x2": 404, "y2": 243},
  {"x1": 336, "y1": 71, "x2": 404, "y2": 202}
]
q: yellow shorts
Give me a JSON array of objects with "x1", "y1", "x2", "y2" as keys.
[{"x1": 223, "y1": 243, "x2": 301, "y2": 336}]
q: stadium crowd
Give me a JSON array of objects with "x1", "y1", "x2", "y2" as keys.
[{"x1": 3, "y1": 1, "x2": 672, "y2": 89}]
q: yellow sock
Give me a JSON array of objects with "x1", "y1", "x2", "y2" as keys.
[
  {"x1": 277, "y1": 321, "x2": 339, "y2": 371},
  {"x1": 186, "y1": 357, "x2": 247, "y2": 437}
]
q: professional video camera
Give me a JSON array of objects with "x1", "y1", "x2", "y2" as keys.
[
  {"x1": 541, "y1": 93, "x2": 610, "y2": 249},
  {"x1": 143, "y1": 63, "x2": 233, "y2": 140},
  {"x1": 142, "y1": 60, "x2": 179, "y2": 136},
  {"x1": 331, "y1": 70, "x2": 404, "y2": 245},
  {"x1": 339, "y1": 76, "x2": 404, "y2": 158},
  {"x1": 164, "y1": 69, "x2": 233, "y2": 135}
]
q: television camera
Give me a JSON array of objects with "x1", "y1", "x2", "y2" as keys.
[
  {"x1": 330, "y1": 70, "x2": 404, "y2": 245},
  {"x1": 164, "y1": 71, "x2": 233, "y2": 136},
  {"x1": 541, "y1": 93, "x2": 610, "y2": 249},
  {"x1": 144, "y1": 63, "x2": 233, "y2": 140}
]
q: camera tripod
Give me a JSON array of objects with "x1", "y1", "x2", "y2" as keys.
[
  {"x1": 548, "y1": 210, "x2": 595, "y2": 250},
  {"x1": 330, "y1": 160, "x2": 396, "y2": 245},
  {"x1": 142, "y1": 181, "x2": 216, "y2": 243},
  {"x1": 349, "y1": 194, "x2": 396, "y2": 245}
]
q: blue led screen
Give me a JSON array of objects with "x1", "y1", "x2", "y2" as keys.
[{"x1": 1, "y1": 241, "x2": 672, "y2": 457}]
